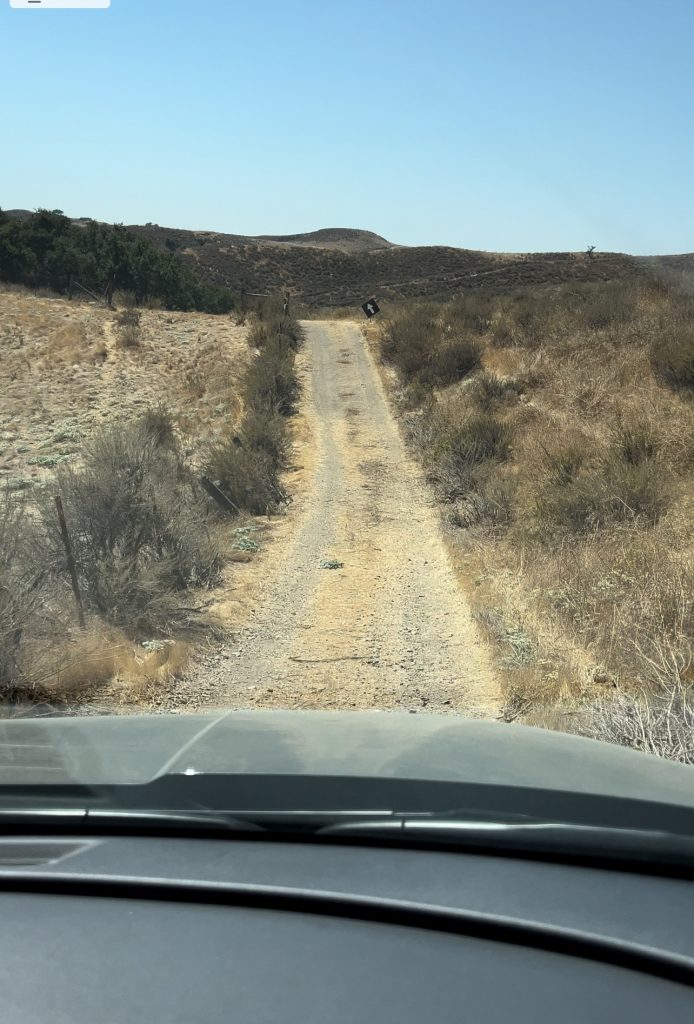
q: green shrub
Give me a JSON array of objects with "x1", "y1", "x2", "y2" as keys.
[
  {"x1": 601, "y1": 459, "x2": 672, "y2": 526},
  {"x1": 450, "y1": 469, "x2": 516, "y2": 531},
  {"x1": 474, "y1": 371, "x2": 528, "y2": 409},
  {"x1": 140, "y1": 404, "x2": 178, "y2": 449},
  {"x1": 544, "y1": 443, "x2": 586, "y2": 485},
  {"x1": 240, "y1": 410, "x2": 290, "y2": 466},
  {"x1": 248, "y1": 322, "x2": 270, "y2": 349},
  {"x1": 0, "y1": 210, "x2": 236, "y2": 313},
  {"x1": 204, "y1": 300, "x2": 299, "y2": 514},
  {"x1": 244, "y1": 346, "x2": 300, "y2": 416},
  {"x1": 447, "y1": 413, "x2": 513, "y2": 466},
  {"x1": 429, "y1": 412, "x2": 513, "y2": 500}
]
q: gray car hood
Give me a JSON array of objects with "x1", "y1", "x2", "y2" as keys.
[{"x1": 1, "y1": 709, "x2": 694, "y2": 807}]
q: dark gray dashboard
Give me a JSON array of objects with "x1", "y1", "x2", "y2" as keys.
[{"x1": 1, "y1": 834, "x2": 693, "y2": 1023}]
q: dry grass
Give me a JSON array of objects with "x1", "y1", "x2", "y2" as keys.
[
  {"x1": 0, "y1": 288, "x2": 249, "y2": 490},
  {"x1": 19, "y1": 627, "x2": 190, "y2": 707},
  {"x1": 383, "y1": 281, "x2": 694, "y2": 760},
  {"x1": 116, "y1": 324, "x2": 142, "y2": 350}
]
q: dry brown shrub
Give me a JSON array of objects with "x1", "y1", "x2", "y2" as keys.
[{"x1": 385, "y1": 280, "x2": 694, "y2": 758}]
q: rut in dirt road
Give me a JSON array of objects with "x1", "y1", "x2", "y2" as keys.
[{"x1": 195, "y1": 320, "x2": 500, "y2": 716}]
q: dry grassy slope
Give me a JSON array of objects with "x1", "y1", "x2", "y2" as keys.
[
  {"x1": 0, "y1": 286, "x2": 249, "y2": 490},
  {"x1": 366, "y1": 284, "x2": 694, "y2": 751}
]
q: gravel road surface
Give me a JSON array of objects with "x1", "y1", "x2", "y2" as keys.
[{"x1": 182, "y1": 320, "x2": 500, "y2": 716}]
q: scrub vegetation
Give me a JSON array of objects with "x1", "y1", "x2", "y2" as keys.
[
  {"x1": 378, "y1": 277, "x2": 694, "y2": 760},
  {"x1": 0, "y1": 291, "x2": 301, "y2": 711},
  {"x1": 0, "y1": 209, "x2": 235, "y2": 313}
]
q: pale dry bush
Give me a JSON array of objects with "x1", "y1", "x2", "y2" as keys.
[
  {"x1": 116, "y1": 324, "x2": 142, "y2": 350},
  {"x1": 586, "y1": 639, "x2": 694, "y2": 763},
  {"x1": 22, "y1": 627, "x2": 133, "y2": 700}
]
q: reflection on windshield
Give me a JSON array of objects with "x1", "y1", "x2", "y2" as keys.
[{"x1": 0, "y1": 2, "x2": 692, "y2": 779}]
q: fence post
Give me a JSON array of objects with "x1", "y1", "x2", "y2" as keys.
[
  {"x1": 55, "y1": 495, "x2": 86, "y2": 631},
  {"x1": 200, "y1": 477, "x2": 242, "y2": 516}
]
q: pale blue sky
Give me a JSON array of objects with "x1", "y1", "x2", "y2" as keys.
[{"x1": 2, "y1": 0, "x2": 692, "y2": 253}]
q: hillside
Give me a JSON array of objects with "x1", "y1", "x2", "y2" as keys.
[
  {"x1": 5, "y1": 209, "x2": 693, "y2": 309},
  {"x1": 131, "y1": 220, "x2": 647, "y2": 307},
  {"x1": 375, "y1": 281, "x2": 694, "y2": 757},
  {"x1": 129, "y1": 221, "x2": 694, "y2": 308},
  {"x1": 0, "y1": 287, "x2": 248, "y2": 493}
]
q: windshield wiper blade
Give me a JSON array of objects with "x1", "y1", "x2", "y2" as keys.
[
  {"x1": 0, "y1": 808, "x2": 265, "y2": 834},
  {"x1": 318, "y1": 818, "x2": 694, "y2": 874}
]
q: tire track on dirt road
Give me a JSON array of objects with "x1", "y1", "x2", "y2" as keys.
[{"x1": 189, "y1": 320, "x2": 501, "y2": 716}]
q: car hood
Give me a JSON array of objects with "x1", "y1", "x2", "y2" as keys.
[{"x1": 1, "y1": 709, "x2": 694, "y2": 806}]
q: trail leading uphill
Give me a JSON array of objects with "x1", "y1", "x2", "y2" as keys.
[{"x1": 188, "y1": 320, "x2": 500, "y2": 716}]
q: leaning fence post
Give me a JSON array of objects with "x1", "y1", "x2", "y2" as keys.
[{"x1": 55, "y1": 495, "x2": 86, "y2": 631}]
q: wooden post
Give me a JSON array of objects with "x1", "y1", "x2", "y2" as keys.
[{"x1": 55, "y1": 496, "x2": 86, "y2": 630}]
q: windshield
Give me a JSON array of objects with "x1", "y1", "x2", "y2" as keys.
[{"x1": 0, "y1": 1, "x2": 692, "y2": 815}]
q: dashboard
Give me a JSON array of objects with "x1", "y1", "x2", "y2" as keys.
[{"x1": 1, "y1": 833, "x2": 693, "y2": 1022}]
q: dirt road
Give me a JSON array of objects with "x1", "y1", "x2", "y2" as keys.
[{"x1": 189, "y1": 320, "x2": 500, "y2": 716}]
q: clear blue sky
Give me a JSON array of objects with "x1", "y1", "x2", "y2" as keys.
[{"x1": 2, "y1": 0, "x2": 692, "y2": 254}]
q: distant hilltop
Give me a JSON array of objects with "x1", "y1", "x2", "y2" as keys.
[{"x1": 254, "y1": 228, "x2": 396, "y2": 253}]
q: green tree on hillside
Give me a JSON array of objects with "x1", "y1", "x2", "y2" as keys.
[{"x1": 0, "y1": 209, "x2": 235, "y2": 314}]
